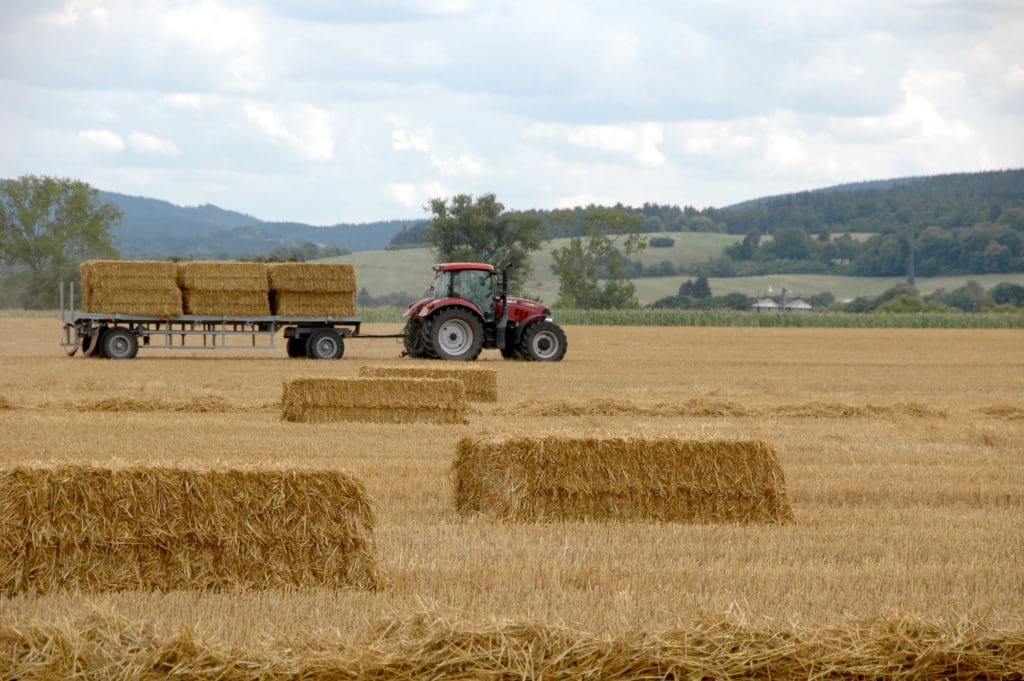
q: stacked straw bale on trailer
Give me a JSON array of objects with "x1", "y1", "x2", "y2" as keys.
[
  {"x1": 282, "y1": 377, "x2": 468, "y2": 424},
  {"x1": 80, "y1": 260, "x2": 183, "y2": 316},
  {"x1": 359, "y1": 365, "x2": 498, "y2": 402},
  {"x1": 0, "y1": 464, "x2": 380, "y2": 594},
  {"x1": 269, "y1": 263, "x2": 357, "y2": 317},
  {"x1": 176, "y1": 261, "x2": 270, "y2": 316},
  {"x1": 453, "y1": 434, "x2": 795, "y2": 524}
]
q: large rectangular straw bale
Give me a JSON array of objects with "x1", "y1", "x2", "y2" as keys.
[
  {"x1": 271, "y1": 290, "x2": 357, "y2": 317},
  {"x1": 268, "y1": 262, "x2": 357, "y2": 293},
  {"x1": 181, "y1": 289, "x2": 271, "y2": 316},
  {"x1": 359, "y1": 365, "x2": 497, "y2": 402},
  {"x1": 80, "y1": 260, "x2": 182, "y2": 316},
  {"x1": 452, "y1": 435, "x2": 795, "y2": 524},
  {"x1": 175, "y1": 261, "x2": 271, "y2": 315},
  {"x1": 0, "y1": 464, "x2": 379, "y2": 594},
  {"x1": 282, "y1": 377, "x2": 467, "y2": 424},
  {"x1": 176, "y1": 261, "x2": 269, "y2": 292}
]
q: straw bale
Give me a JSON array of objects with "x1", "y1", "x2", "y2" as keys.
[
  {"x1": 268, "y1": 262, "x2": 357, "y2": 293},
  {"x1": 175, "y1": 261, "x2": 269, "y2": 292},
  {"x1": 3, "y1": 610, "x2": 1022, "y2": 680},
  {"x1": 80, "y1": 260, "x2": 183, "y2": 315},
  {"x1": 452, "y1": 434, "x2": 794, "y2": 524},
  {"x1": 359, "y1": 366, "x2": 497, "y2": 402},
  {"x1": 80, "y1": 260, "x2": 178, "y2": 288},
  {"x1": 0, "y1": 464, "x2": 380, "y2": 594},
  {"x1": 181, "y1": 289, "x2": 270, "y2": 316},
  {"x1": 281, "y1": 377, "x2": 467, "y2": 424},
  {"x1": 271, "y1": 290, "x2": 357, "y2": 317}
]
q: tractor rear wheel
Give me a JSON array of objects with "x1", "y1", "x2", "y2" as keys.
[
  {"x1": 520, "y1": 320, "x2": 567, "y2": 361},
  {"x1": 427, "y1": 308, "x2": 484, "y2": 361}
]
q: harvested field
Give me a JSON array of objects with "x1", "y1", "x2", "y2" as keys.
[
  {"x1": 281, "y1": 376, "x2": 468, "y2": 424},
  {"x1": 974, "y1": 404, "x2": 1024, "y2": 420},
  {"x1": 359, "y1": 365, "x2": 498, "y2": 402},
  {"x1": 0, "y1": 464, "x2": 379, "y2": 594},
  {"x1": 2, "y1": 609, "x2": 1022, "y2": 681},
  {"x1": 0, "y1": 320, "x2": 1022, "y2": 675},
  {"x1": 453, "y1": 433, "x2": 794, "y2": 523},
  {"x1": 69, "y1": 395, "x2": 236, "y2": 413},
  {"x1": 80, "y1": 260, "x2": 182, "y2": 316},
  {"x1": 500, "y1": 398, "x2": 947, "y2": 419}
]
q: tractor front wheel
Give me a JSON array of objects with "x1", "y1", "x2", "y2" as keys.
[
  {"x1": 427, "y1": 308, "x2": 484, "y2": 361},
  {"x1": 402, "y1": 317, "x2": 430, "y2": 358},
  {"x1": 520, "y1": 320, "x2": 567, "y2": 361}
]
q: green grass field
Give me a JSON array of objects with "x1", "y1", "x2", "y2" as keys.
[{"x1": 324, "y1": 233, "x2": 1024, "y2": 307}]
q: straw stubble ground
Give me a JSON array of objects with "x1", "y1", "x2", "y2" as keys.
[{"x1": 0, "y1": 319, "x2": 1022, "y2": 657}]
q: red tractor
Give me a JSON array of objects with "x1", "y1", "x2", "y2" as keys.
[{"x1": 402, "y1": 263, "x2": 567, "y2": 361}]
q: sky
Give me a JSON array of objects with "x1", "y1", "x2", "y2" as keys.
[{"x1": 1, "y1": 0, "x2": 1023, "y2": 225}]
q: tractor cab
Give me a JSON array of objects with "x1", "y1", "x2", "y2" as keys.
[{"x1": 428, "y1": 263, "x2": 497, "y2": 321}]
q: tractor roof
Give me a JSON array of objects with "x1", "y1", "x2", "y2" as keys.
[{"x1": 433, "y1": 263, "x2": 495, "y2": 272}]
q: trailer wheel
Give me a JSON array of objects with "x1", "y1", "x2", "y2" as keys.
[
  {"x1": 306, "y1": 328, "x2": 344, "y2": 360},
  {"x1": 520, "y1": 320, "x2": 567, "y2": 361},
  {"x1": 427, "y1": 308, "x2": 483, "y2": 361},
  {"x1": 101, "y1": 328, "x2": 139, "y2": 360},
  {"x1": 286, "y1": 337, "x2": 305, "y2": 358}
]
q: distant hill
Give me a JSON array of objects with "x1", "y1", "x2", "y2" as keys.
[
  {"x1": 97, "y1": 190, "x2": 422, "y2": 258},
  {"x1": 710, "y1": 169, "x2": 1024, "y2": 234}
]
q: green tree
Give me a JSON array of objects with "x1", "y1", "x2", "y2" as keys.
[
  {"x1": 550, "y1": 206, "x2": 645, "y2": 308},
  {"x1": 425, "y1": 193, "x2": 546, "y2": 289},
  {"x1": 0, "y1": 175, "x2": 120, "y2": 308}
]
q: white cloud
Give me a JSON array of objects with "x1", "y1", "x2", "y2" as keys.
[
  {"x1": 528, "y1": 122, "x2": 666, "y2": 166},
  {"x1": 391, "y1": 124, "x2": 432, "y2": 152},
  {"x1": 129, "y1": 131, "x2": 181, "y2": 156},
  {"x1": 159, "y1": 93, "x2": 205, "y2": 110},
  {"x1": 76, "y1": 128, "x2": 124, "y2": 153},
  {"x1": 244, "y1": 103, "x2": 335, "y2": 161},
  {"x1": 431, "y1": 153, "x2": 484, "y2": 177},
  {"x1": 386, "y1": 181, "x2": 448, "y2": 209},
  {"x1": 160, "y1": 2, "x2": 266, "y2": 91}
]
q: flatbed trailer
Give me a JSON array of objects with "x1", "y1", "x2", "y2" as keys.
[{"x1": 59, "y1": 283, "x2": 400, "y2": 360}]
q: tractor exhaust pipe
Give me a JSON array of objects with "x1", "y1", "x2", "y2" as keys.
[{"x1": 495, "y1": 264, "x2": 510, "y2": 350}]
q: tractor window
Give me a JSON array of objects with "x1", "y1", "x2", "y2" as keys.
[
  {"x1": 452, "y1": 270, "x2": 496, "y2": 320},
  {"x1": 430, "y1": 271, "x2": 453, "y2": 299}
]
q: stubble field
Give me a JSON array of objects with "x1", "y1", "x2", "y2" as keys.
[{"x1": 1, "y1": 317, "x2": 1022, "y2": 676}]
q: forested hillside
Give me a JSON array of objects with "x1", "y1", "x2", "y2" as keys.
[
  {"x1": 98, "y1": 191, "x2": 420, "y2": 258},
  {"x1": 386, "y1": 169, "x2": 1024, "y2": 278}
]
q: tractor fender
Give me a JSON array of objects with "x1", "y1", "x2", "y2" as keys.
[
  {"x1": 416, "y1": 297, "x2": 485, "y2": 320},
  {"x1": 402, "y1": 297, "x2": 431, "y2": 319}
]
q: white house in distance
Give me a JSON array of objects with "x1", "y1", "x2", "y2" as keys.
[
  {"x1": 752, "y1": 298, "x2": 780, "y2": 313},
  {"x1": 751, "y1": 287, "x2": 814, "y2": 313}
]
